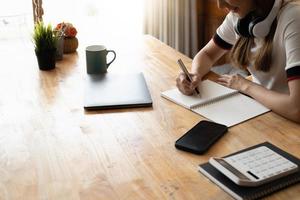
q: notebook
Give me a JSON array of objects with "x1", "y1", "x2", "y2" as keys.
[
  {"x1": 84, "y1": 73, "x2": 152, "y2": 110},
  {"x1": 199, "y1": 142, "x2": 300, "y2": 200},
  {"x1": 161, "y1": 80, "x2": 270, "y2": 127}
]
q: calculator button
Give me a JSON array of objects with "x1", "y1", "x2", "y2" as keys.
[{"x1": 224, "y1": 146, "x2": 298, "y2": 183}]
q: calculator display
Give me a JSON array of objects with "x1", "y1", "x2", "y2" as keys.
[{"x1": 214, "y1": 158, "x2": 250, "y2": 180}]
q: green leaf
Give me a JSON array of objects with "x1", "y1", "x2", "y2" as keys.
[{"x1": 32, "y1": 21, "x2": 58, "y2": 53}]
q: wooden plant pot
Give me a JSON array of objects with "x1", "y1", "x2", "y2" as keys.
[
  {"x1": 63, "y1": 37, "x2": 78, "y2": 53},
  {"x1": 35, "y1": 49, "x2": 56, "y2": 70}
]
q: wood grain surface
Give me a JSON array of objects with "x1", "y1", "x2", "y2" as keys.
[{"x1": 0, "y1": 35, "x2": 299, "y2": 200}]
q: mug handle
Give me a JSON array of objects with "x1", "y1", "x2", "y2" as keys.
[{"x1": 106, "y1": 50, "x2": 116, "y2": 68}]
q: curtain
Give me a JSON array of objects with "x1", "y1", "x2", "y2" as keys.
[
  {"x1": 143, "y1": 0, "x2": 199, "y2": 58},
  {"x1": 32, "y1": 0, "x2": 44, "y2": 23}
]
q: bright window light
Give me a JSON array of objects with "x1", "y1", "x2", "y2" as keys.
[{"x1": 43, "y1": 0, "x2": 144, "y2": 45}]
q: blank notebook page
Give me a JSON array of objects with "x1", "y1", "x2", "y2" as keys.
[
  {"x1": 161, "y1": 79, "x2": 270, "y2": 127},
  {"x1": 193, "y1": 94, "x2": 270, "y2": 127},
  {"x1": 161, "y1": 80, "x2": 237, "y2": 109}
]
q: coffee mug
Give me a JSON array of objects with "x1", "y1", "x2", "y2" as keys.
[{"x1": 86, "y1": 45, "x2": 116, "y2": 74}]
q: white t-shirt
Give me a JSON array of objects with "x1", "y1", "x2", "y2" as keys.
[{"x1": 214, "y1": 2, "x2": 300, "y2": 93}]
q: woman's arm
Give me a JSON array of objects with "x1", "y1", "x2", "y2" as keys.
[
  {"x1": 191, "y1": 39, "x2": 227, "y2": 77},
  {"x1": 217, "y1": 75, "x2": 300, "y2": 123},
  {"x1": 176, "y1": 39, "x2": 228, "y2": 95}
]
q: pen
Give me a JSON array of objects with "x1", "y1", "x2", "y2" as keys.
[{"x1": 177, "y1": 59, "x2": 200, "y2": 95}]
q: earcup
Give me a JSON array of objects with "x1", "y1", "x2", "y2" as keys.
[
  {"x1": 234, "y1": 12, "x2": 256, "y2": 38},
  {"x1": 248, "y1": 17, "x2": 264, "y2": 37},
  {"x1": 235, "y1": 0, "x2": 281, "y2": 38}
]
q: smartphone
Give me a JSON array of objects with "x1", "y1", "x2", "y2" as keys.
[{"x1": 175, "y1": 120, "x2": 228, "y2": 154}]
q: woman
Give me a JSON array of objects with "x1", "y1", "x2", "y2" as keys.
[{"x1": 176, "y1": 0, "x2": 300, "y2": 123}]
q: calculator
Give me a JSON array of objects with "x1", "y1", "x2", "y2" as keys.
[{"x1": 209, "y1": 146, "x2": 299, "y2": 187}]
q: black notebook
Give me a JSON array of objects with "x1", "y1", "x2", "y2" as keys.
[
  {"x1": 199, "y1": 142, "x2": 300, "y2": 200},
  {"x1": 84, "y1": 73, "x2": 152, "y2": 110}
]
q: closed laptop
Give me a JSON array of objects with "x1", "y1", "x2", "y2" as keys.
[{"x1": 84, "y1": 73, "x2": 152, "y2": 110}]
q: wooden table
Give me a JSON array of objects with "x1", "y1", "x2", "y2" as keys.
[{"x1": 0, "y1": 35, "x2": 299, "y2": 199}]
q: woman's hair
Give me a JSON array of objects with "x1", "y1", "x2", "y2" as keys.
[
  {"x1": 230, "y1": 23, "x2": 277, "y2": 72},
  {"x1": 230, "y1": 0, "x2": 278, "y2": 72}
]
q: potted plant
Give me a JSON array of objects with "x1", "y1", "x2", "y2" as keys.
[
  {"x1": 54, "y1": 30, "x2": 64, "y2": 61},
  {"x1": 54, "y1": 22, "x2": 78, "y2": 53},
  {"x1": 33, "y1": 21, "x2": 58, "y2": 70}
]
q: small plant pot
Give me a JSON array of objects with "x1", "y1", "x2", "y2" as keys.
[
  {"x1": 56, "y1": 36, "x2": 64, "y2": 60},
  {"x1": 64, "y1": 37, "x2": 78, "y2": 53},
  {"x1": 35, "y1": 49, "x2": 56, "y2": 70}
]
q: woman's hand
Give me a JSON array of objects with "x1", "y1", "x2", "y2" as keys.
[
  {"x1": 176, "y1": 72, "x2": 201, "y2": 95},
  {"x1": 217, "y1": 74, "x2": 252, "y2": 92}
]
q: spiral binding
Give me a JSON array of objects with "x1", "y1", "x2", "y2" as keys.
[
  {"x1": 247, "y1": 176, "x2": 300, "y2": 200},
  {"x1": 191, "y1": 91, "x2": 239, "y2": 109}
]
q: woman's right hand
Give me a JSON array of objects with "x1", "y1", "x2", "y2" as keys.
[{"x1": 176, "y1": 72, "x2": 202, "y2": 95}]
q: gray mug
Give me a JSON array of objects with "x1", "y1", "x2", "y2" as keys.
[{"x1": 86, "y1": 45, "x2": 116, "y2": 74}]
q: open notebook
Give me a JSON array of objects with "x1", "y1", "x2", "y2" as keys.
[{"x1": 161, "y1": 80, "x2": 270, "y2": 127}]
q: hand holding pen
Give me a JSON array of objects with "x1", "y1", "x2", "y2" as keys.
[{"x1": 176, "y1": 59, "x2": 201, "y2": 96}]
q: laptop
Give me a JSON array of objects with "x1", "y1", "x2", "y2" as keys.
[{"x1": 84, "y1": 72, "x2": 152, "y2": 110}]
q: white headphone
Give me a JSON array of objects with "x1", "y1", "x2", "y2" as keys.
[{"x1": 235, "y1": 0, "x2": 282, "y2": 38}]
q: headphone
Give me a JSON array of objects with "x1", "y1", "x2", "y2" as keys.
[{"x1": 234, "y1": 0, "x2": 282, "y2": 38}]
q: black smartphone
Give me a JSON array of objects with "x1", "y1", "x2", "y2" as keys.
[{"x1": 175, "y1": 120, "x2": 228, "y2": 154}]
